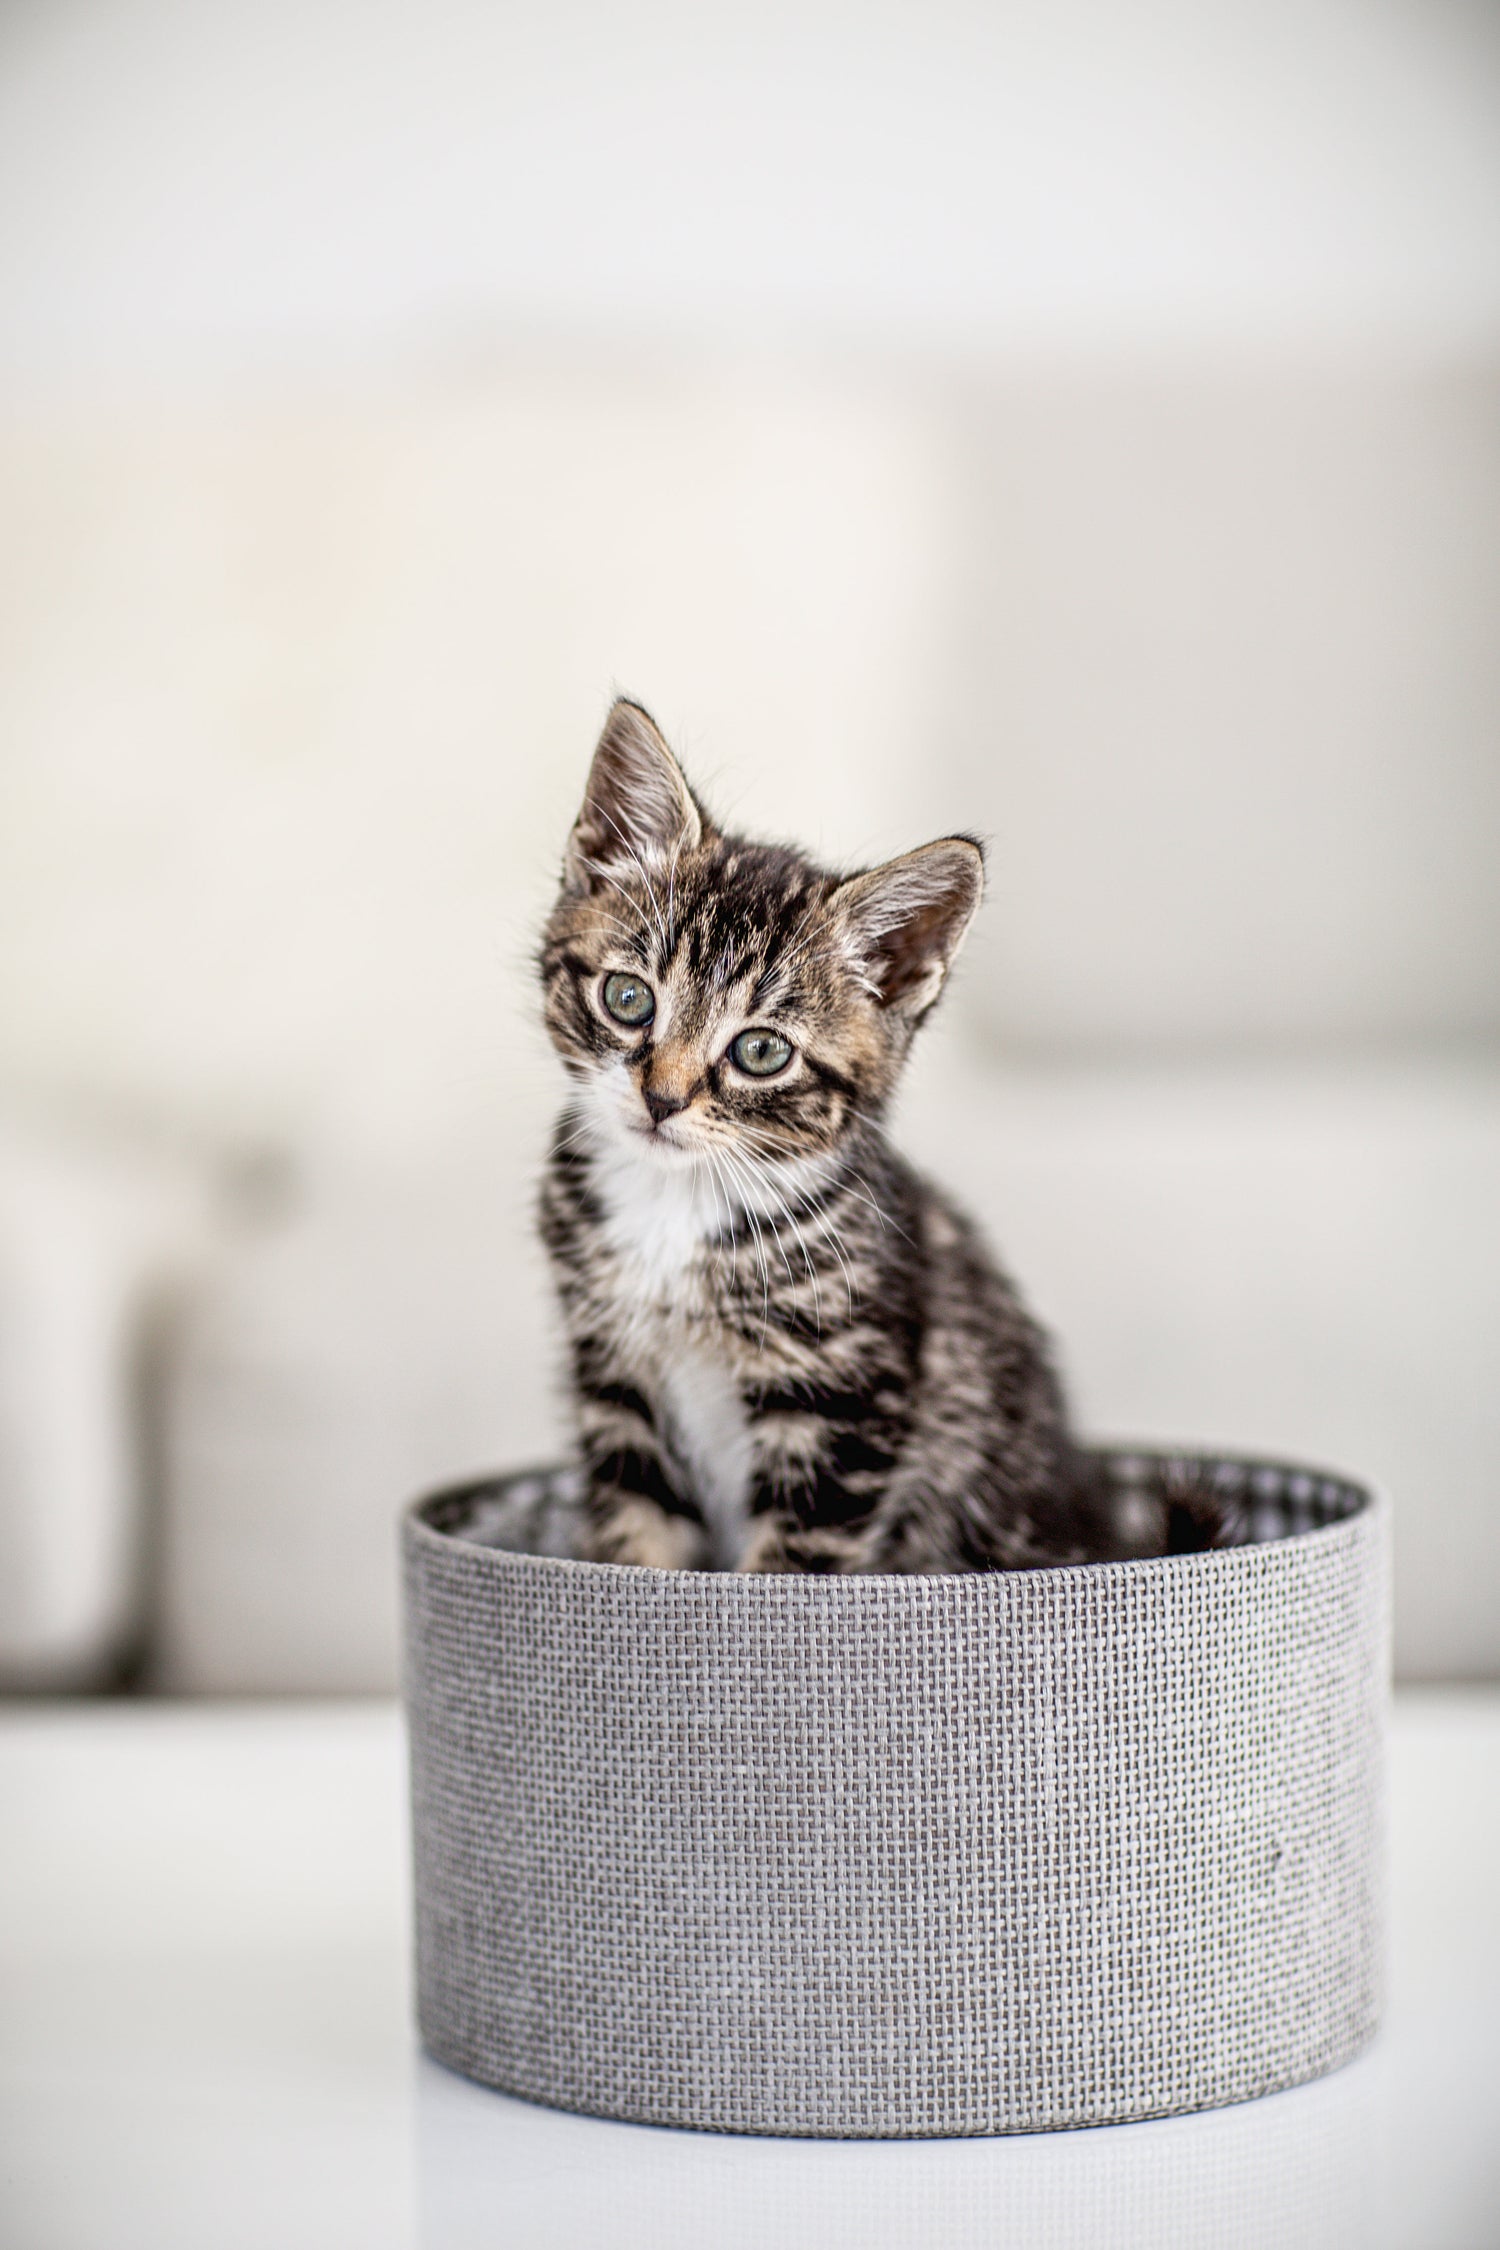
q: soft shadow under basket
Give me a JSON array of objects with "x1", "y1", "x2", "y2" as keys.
[{"x1": 402, "y1": 1448, "x2": 1386, "y2": 2139}]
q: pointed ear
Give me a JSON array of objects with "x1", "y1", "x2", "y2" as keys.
[
  {"x1": 564, "y1": 699, "x2": 703, "y2": 894},
  {"x1": 831, "y1": 837, "x2": 984, "y2": 1019}
]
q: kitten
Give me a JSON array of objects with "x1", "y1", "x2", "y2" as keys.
[{"x1": 539, "y1": 699, "x2": 1185, "y2": 1573}]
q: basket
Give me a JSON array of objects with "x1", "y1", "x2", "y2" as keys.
[{"x1": 402, "y1": 1448, "x2": 1386, "y2": 2138}]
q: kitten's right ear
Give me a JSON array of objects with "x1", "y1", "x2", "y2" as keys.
[
  {"x1": 563, "y1": 699, "x2": 703, "y2": 895},
  {"x1": 831, "y1": 836, "x2": 984, "y2": 1021}
]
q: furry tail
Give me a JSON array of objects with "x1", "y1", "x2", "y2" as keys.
[{"x1": 1069, "y1": 1449, "x2": 1248, "y2": 1562}]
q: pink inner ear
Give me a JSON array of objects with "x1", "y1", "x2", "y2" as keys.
[
  {"x1": 838, "y1": 842, "x2": 982, "y2": 1010},
  {"x1": 871, "y1": 895, "x2": 961, "y2": 1002},
  {"x1": 571, "y1": 703, "x2": 702, "y2": 881}
]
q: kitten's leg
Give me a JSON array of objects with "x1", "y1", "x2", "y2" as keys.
[
  {"x1": 734, "y1": 1514, "x2": 869, "y2": 1574},
  {"x1": 732, "y1": 1376, "x2": 903, "y2": 1574},
  {"x1": 732, "y1": 1514, "x2": 799, "y2": 1573},
  {"x1": 586, "y1": 1493, "x2": 704, "y2": 1570},
  {"x1": 574, "y1": 1364, "x2": 707, "y2": 1569}
]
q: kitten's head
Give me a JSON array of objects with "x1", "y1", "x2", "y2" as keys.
[{"x1": 539, "y1": 699, "x2": 982, "y2": 1173}]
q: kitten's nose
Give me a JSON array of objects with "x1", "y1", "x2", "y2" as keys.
[{"x1": 644, "y1": 1087, "x2": 690, "y2": 1127}]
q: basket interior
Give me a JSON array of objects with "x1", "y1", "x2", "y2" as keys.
[{"x1": 415, "y1": 1449, "x2": 1370, "y2": 1566}]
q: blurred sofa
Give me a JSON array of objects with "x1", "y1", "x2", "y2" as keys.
[
  {"x1": 137, "y1": 1049, "x2": 1500, "y2": 1691},
  {"x1": 0, "y1": 1112, "x2": 213, "y2": 1687},
  {"x1": 1, "y1": 350, "x2": 1497, "y2": 1690}
]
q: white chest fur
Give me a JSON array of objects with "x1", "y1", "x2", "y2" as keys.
[
  {"x1": 587, "y1": 1127, "x2": 756, "y2": 1566},
  {"x1": 657, "y1": 1346, "x2": 755, "y2": 1569},
  {"x1": 594, "y1": 1142, "x2": 717, "y2": 1304}
]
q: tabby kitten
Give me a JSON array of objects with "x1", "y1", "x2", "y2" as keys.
[{"x1": 538, "y1": 700, "x2": 1132, "y2": 1573}]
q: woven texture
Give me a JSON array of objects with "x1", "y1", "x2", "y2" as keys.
[{"x1": 403, "y1": 1451, "x2": 1386, "y2": 2138}]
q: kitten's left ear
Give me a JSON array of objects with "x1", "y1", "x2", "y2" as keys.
[
  {"x1": 831, "y1": 837, "x2": 985, "y2": 1020},
  {"x1": 564, "y1": 698, "x2": 703, "y2": 894}
]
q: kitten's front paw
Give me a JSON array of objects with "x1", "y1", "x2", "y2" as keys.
[
  {"x1": 584, "y1": 1497, "x2": 704, "y2": 1571},
  {"x1": 735, "y1": 1519, "x2": 869, "y2": 1574},
  {"x1": 732, "y1": 1518, "x2": 800, "y2": 1573}
]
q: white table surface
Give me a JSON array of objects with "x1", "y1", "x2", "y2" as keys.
[{"x1": 1, "y1": 1691, "x2": 1496, "y2": 2250}]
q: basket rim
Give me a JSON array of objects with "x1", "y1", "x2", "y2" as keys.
[{"x1": 402, "y1": 1441, "x2": 1383, "y2": 1594}]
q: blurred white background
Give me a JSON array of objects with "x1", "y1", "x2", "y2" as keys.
[{"x1": 1, "y1": 0, "x2": 1497, "y2": 1689}]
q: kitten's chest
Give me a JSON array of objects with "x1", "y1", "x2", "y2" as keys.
[
  {"x1": 656, "y1": 1346, "x2": 755, "y2": 1568},
  {"x1": 596, "y1": 1162, "x2": 718, "y2": 1308},
  {"x1": 588, "y1": 1154, "x2": 755, "y2": 1564}
]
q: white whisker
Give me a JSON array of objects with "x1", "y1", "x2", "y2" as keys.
[
  {"x1": 665, "y1": 833, "x2": 685, "y2": 953},
  {"x1": 766, "y1": 890, "x2": 827, "y2": 982},
  {"x1": 729, "y1": 1144, "x2": 825, "y2": 1338},
  {"x1": 701, "y1": 1150, "x2": 739, "y2": 1288},
  {"x1": 717, "y1": 1144, "x2": 797, "y2": 1288},
  {"x1": 580, "y1": 855, "x2": 657, "y2": 947},
  {"x1": 592, "y1": 805, "x2": 670, "y2": 952},
  {"x1": 703, "y1": 1142, "x2": 770, "y2": 1339}
]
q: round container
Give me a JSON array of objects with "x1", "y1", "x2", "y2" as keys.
[{"x1": 402, "y1": 1449, "x2": 1386, "y2": 2139}]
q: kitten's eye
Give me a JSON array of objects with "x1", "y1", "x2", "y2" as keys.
[
  {"x1": 601, "y1": 972, "x2": 655, "y2": 1027},
  {"x1": 729, "y1": 1028, "x2": 793, "y2": 1078}
]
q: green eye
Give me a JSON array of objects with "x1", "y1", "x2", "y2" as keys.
[
  {"x1": 729, "y1": 1028, "x2": 793, "y2": 1078},
  {"x1": 601, "y1": 972, "x2": 655, "y2": 1026}
]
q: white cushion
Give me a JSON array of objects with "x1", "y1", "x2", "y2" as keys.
[{"x1": 0, "y1": 1115, "x2": 213, "y2": 1686}]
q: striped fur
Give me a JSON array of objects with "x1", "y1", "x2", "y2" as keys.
[{"x1": 537, "y1": 700, "x2": 1200, "y2": 1572}]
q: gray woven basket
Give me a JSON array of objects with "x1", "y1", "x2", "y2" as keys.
[{"x1": 402, "y1": 1449, "x2": 1387, "y2": 2139}]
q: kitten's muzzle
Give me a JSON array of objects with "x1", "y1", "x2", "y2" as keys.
[{"x1": 643, "y1": 1087, "x2": 692, "y2": 1127}]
